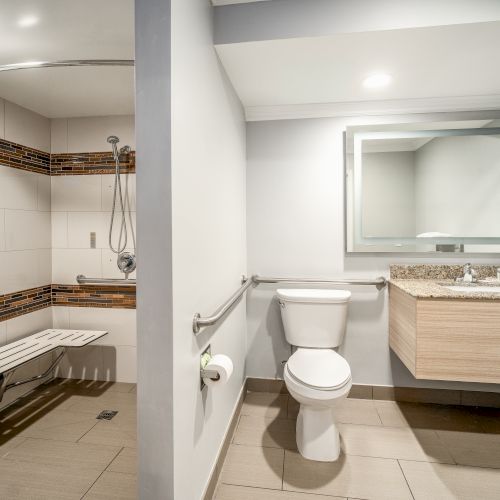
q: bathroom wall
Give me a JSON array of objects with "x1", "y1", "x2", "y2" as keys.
[
  {"x1": 50, "y1": 115, "x2": 137, "y2": 383},
  {"x1": 171, "y1": 1, "x2": 247, "y2": 498},
  {"x1": 246, "y1": 111, "x2": 500, "y2": 393},
  {"x1": 0, "y1": 98, "x2": 53, "y2": 407}
]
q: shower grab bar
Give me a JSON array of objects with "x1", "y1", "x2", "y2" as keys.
[
  {"x1": 192, "y1": 274, "x2": 386, "y2": 334},
  {"x1": 76, "y1": 275, "x2": 136, "y2": 285},
  {"x1": 193, "y1": 276, "x2": 254, "y2": 334}
]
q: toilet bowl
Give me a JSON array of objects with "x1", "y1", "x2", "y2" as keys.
[{"x1": 277, "y1": 288, "x2": 352, "y2": 462}]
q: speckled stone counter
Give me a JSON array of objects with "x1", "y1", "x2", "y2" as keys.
[{"x1": 390, "y1": 279, "x2": 500, "y2": 300}]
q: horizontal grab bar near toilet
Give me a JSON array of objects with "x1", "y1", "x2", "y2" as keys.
[
  {"x1": 192, "y1": 274, "x2": 386, "y2": 334},
  {"x1": 76, "y1": 275, "x2": 136, "y2": 285}
]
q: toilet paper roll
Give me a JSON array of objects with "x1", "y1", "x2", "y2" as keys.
[{"x1": 203, "y1": 354, "x2": 233, "y2": 387}]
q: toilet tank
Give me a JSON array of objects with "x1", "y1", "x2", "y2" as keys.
[{"x1": 277, "y1": 289, "x2": 351, "y2": 348}]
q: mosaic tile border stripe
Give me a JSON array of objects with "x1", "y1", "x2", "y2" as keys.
[
  {"x1": 0, "y1": 284, "x2": 136, "y2": 322},
  {"x1": 51, "y1": 284, "x2": 136, "y2": 309},
  {"x1": 0, "y1": 285, "x2": 52, "y2": 322},
  {"x1": 50, "y1": 150, "x2": 135, "y2": 175},
  {"x1": 0, "y1": 138, "x2": 51, "y2": 175}
]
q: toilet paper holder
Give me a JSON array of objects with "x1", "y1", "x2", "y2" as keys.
[{"x1": 200, "y1": 345, "x2": 220, "y2": 389}]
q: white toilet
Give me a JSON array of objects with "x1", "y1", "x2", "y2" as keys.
[{"x1": 277, "y1": 288, "x2": 352, "y2": 462}]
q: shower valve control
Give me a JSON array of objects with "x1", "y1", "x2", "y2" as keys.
[{"x1": 117, "y1": 252, "x2": 136, "y2": 277}]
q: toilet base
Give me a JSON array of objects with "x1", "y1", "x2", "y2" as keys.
[{"x1": 296, "y1": 404, "x2": 340, "y2": 462}]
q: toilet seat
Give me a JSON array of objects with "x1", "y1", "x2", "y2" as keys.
[{"x1": 286, "y1": 349, "x2": 351, "y2": 391}]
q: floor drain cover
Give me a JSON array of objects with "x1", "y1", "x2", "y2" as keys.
[{"x1": 97, "y1": 410, "x2": 118, "y2": 420}]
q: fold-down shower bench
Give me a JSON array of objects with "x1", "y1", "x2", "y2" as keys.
[{"x1": 0, "y1": 329, "x2": 108, "y2": 401}]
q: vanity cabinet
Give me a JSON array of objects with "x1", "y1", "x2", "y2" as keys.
[{"x1": 389, "y1": 284, "x2": 500, "y2": 383}]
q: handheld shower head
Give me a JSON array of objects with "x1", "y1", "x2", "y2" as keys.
[{"x1": 107, "y1": 135, "x2": 120, "y2": 145}]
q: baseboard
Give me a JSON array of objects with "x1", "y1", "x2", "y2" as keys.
[
  {"x1": 202, "y1": 378, "x2": 248, "y2": 500},
  {"x1": 246, "y1": 377, "x2": 500, "y2": 408}
]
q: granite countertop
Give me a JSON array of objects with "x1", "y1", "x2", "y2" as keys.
[{"x1": 390, "y1": 279, "x2": 500, "y2": 300}]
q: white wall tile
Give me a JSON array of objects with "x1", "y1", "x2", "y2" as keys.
[
  {"x1": 102, "y1": 173, "x2": 136, "y2": 211},
  {"x1": 5, "y1": 210, "x2": 51, "y2": 250},
  {"x1": 69, "y1": 307, "x2": 136, "y2": 347},
  {"x1": 0, "y1": 209, "x2": 5, "y2": 251},
  {"x1": 67, "y1": 212, "x2": 107, "y2": 249},
  {"x1": 0, "y1": 98, "x2": 5, "y2": 139},
  {"x1": 6, "y1": 307, "x2": 52, "y2": 343},
  {"x1": 4, "y1": 100, "x2": 50, "y2": 152},
  {"x1": 0, "y1": 250, "x2": 50, "y2": 294},
  {"x1": 51, "y1": 175, "x2": 102, "y2": 212},
  {"x1": 52, "y1": 306, "x2": 70, "y2": 329},
  {"x1": 57, "y1": 345, "x2": 104, "y2": 381},
  {"x1": 0, "y1": 166, "x2": 38, "y2": 210},
  {"x1": 67, "y1": 115, "x2": 135, "y2": 153},
  {"x1": 51, "y1": 248, "x2": 102, "y2": 283},
  {"x1": 0, "y1": 321, "x2": 7, "y2": 346},
  {"x1": 102, "y1": 346, "x2": 137, "y2": 383},
  {"x1": 50, "y1": 118, "x2": 68, "y2": 153},
  {"x1": 51, "y1": 212, "x2": 68, "y2": 248},
  {"x1": 37, "y1": 175, "x2": 51, "y2": 211}
]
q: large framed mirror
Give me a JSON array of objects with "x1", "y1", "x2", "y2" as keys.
[{"x1": 346, "y1": 119, "x2": 500, "y2": 253}]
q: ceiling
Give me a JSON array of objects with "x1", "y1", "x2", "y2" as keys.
[
  {"x1": 0, "y1": 0, "x2": 134, "y2": 118},
  {"x1": 216, "y1": 20, "x2": 500, "y2": 115}
]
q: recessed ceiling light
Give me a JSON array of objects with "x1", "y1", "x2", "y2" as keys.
[
  {"x1": 363, "y1": 73, "x2": 392, "y2": 89},
  {"x1": 18, "y1": 15, "x2": 39, "y2": 28}
]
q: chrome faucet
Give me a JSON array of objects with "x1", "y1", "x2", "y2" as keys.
[{"x1": 457, "y1": 263, "x2": 477, "y2": 283}]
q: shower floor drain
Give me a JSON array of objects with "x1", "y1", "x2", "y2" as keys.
[{"x1": 97, "y1": 410, "x2": 118, "y2": 420}]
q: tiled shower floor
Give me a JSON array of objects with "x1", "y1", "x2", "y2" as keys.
[
  {"x1": 0, "y1": 378, "x2": 137, "y2": 499},
  {"x1": 213, "y1": 391, "x2": 500, "y2": 500}
]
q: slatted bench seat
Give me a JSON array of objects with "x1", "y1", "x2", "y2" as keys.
[{"x1": 0, "y1": 329, "x2": 108, "y2": 401}]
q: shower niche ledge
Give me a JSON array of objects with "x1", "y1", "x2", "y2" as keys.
[{"x1": 389, "y1": 284, "x2": 500, "y2": 384}]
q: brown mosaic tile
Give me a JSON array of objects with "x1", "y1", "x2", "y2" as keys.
[
  {"x1": 0, "y1": 139, "x2": 50, "y2": 175},
  {"x1": 0, "y1": 286, "x2": 52, "y2": 322},
  {"x1": 51, "y1": 284, "x2": 136, "y2": 309},
  {"x1": 50, "y1": 151, "x2": 135, "y2": 175}
]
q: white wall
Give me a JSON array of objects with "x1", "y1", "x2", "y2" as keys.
[
  {"x1": 0, "y1": 98, "x2": 52, "y2": 409},
  {"x1": 171, "y1": 1, "x2": 247, "y2": 498},
  {"x1": 247, "y1": 114, "x2": 500, "y2": 394},
  {"x1": 50, "y1": 114, "x2": 137, "y2": 383}
]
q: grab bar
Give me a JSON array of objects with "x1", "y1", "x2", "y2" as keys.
[
  {"x1": 253, "y1": 275, "x2": 387, "y2": 290},
  {"x1": 76, "y1": 275, "x2": 136, "y2": 285},
  {"x1": 193, "y1": 276, "x2": 254, "y2": 334},
  {"x1": 192, "y1": 274, "x2": 386, "y2": 333}
]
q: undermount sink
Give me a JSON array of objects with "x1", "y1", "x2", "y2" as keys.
[{"x1": 443, "y1": 285, "x2": 500, "y2": 294}]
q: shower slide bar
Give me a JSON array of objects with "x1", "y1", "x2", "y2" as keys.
[
  {"x1": 76, "y1": 275, "x2": 136, "y2": 285},
  {"x1": 192, "y1": 275, "x2": 386, "y2": 334}
]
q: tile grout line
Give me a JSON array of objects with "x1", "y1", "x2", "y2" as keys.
[
  {"x1": 281, "y1": 448, "x2": 285, "y2": 490},
  {"x1": 397, "y1": 459, "x2": 416, "y2": 500}
]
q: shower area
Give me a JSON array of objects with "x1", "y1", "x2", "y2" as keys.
[{"x1": 0, "y1": 0, "x2": 137, "y2": 410}]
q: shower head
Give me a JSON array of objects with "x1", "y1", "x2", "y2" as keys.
[{"x1": 107, "y1": 135, "x2": 120, "y2": 145}]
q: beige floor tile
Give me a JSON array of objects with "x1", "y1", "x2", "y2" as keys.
[
  {"x1": 220, "y1": 444, "x2": 284, "y2": 490},
  {"x1": 339, "y1": 423, "x2": 454, "y2": 463},
  {"x1": 400, "y1": 460, "x2": 500, "y2": 500},
  {"x1": 288, "y1": 397, "x2": 382, "y2": 426},
  {"x1": 0, "y1": 458, "x2": 102, "y2": 499},
  {"x1": 283, "y1": 451, "x2": 413, "y2": 500},
  {"x1": 0, "y1": 437, "x2": 26, "y2": 457},
  {"x1": 59, "y1": 391, "x2": 137, "y2": 416},
  {"x1": 83, "y1": 471, "x2": 137, "y2": 500},
  {"x1": 436, "y1": 430, "x2": 500, "y2": 468},
  {"x1": 241, "y1": 392, "x2": 288, "y2": 419},
  {"x1": 80, "y1": 419, "x2": 137, "y2": 448},
  {"x1": 215, "y1": 483, "x2": 346, "y2": 499},
  {"x1": 1, "y1": 408, "x2": 99, "y2": 442},
  {"x1": 233, "y1": 415, "x2": 297, "y2": 450},
  {"x1": 373, "y1": 386, "x2": 461, "y2": 405},
  {"x1": 4, "y1": 437, "x2": 120, "y2": 471},
  {"x1": 107, "y1": 447, "x2": 136, "y2": 474},
  {"x1": 375, "y1": 401, "x2": 482, "y2": 431}
]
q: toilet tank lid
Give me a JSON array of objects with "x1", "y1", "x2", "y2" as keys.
[{"x1": 277, "y1": 288, "x2": 351, "y2": 303}]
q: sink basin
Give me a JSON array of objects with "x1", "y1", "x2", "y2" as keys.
[{"x1": 443, "y1": 285, "x2": 500, "y2": 294}]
